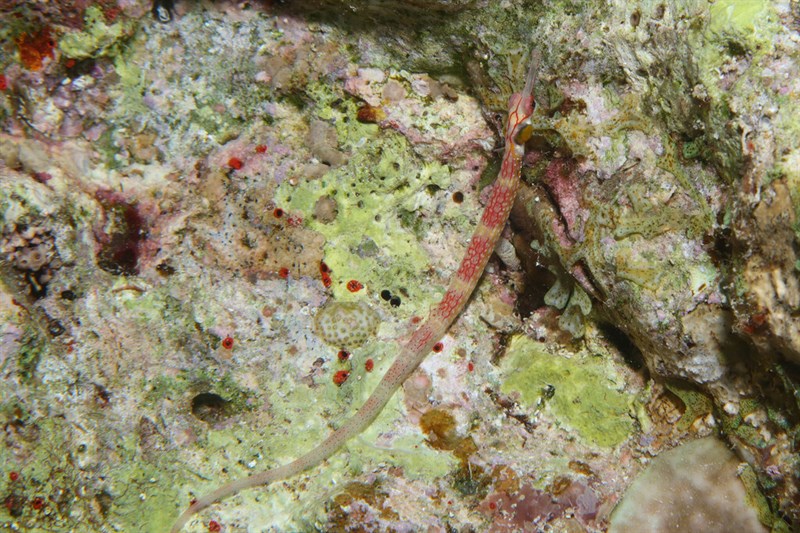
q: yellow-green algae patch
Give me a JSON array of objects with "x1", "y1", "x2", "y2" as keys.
[
  {"x1": 189, "y1": 338, "x2": 456, "y2": 530},
  {"x1": 0, "y1": 409, "x2": 180, "y2": 532},
  {"x1": 274, "y1": 90, "x2": 453, "y2": 317},
  {"x1": 500, "y1": 335, "x2": 635, "y2": 447},
  {"x1": 58, "y1": 5, "x2": 134, "y2": 60},
  {"x1": 706, "y1": 0, "x2": 777, "y2": 51}
]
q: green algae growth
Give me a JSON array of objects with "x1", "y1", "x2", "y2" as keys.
[{"x1": 500, "y1": 335, "x2": 635, "y2": 448}]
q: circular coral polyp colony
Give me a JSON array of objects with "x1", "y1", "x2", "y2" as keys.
[{"x1": 314, "y1": 301, "x2": 380, "y2": 349}]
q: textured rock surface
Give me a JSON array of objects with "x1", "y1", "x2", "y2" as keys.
[
  {"x1": 609, "y1": 437, "x2": 767, "y2": 533},
  {"x1": 0, "y1": 0, "x2": 798, "y2": 531}
]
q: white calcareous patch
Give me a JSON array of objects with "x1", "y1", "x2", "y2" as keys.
[{"x1": 314, "y1": 300, "x2": 380, "y2": 349}]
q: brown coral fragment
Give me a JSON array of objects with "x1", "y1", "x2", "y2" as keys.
[
  {"x1": 327, "y1": 481, "x2": 399, "y2": 530},
  {"x1": 356, "y1": 104, "x2": 386, "y2": 124},
  {"x1": 419, "y1": 408, "x2": 477, "y2": 462},
  {"x1": 313, "y1": 195, "x2": 338, "y2": 224},
  {"x1": 16, "y1": 27, "x2": 56, "y2": 71}
]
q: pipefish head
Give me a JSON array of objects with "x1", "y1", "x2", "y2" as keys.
[{"x1": 466, "y1": 47, "x2": 540, "y2": 143}]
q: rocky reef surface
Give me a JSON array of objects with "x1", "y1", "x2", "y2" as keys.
[{"x1": 0, "y1": 1, "x2": 798, "y2": 531}]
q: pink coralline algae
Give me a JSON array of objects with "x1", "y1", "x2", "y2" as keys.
[
  {"x1": 480, "y1": 480, "x2": 600, "y2": 531},
  {"x1": 539, "y1": 157, "x2": 585, "y2": 242}
]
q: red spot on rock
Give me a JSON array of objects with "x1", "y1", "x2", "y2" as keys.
[
  {"x1": 221, "y1": 336, "x2": 234, "y2": 350},
  {"x1": 278, "y1": 267, "x2": 289, "y2": 279},
  {"x1": 346, "y1": 279, "x2": 363, "y2": 292},
  {"x1": 365, "y1": 358, "x2": 374, "y2": 372},
  {"x1": 9, "y1": 472, "x2": 19, "y2": 482},
  {"x1": 31, "y1": 497, "x2": 44, "y2": 511},
  {"x1": 208, "y1": 520, "x2": 222, "y2": 532},
  {"x1": 33, "y1": 172, "x2": 52, "y2": 183},
  {"x1": 0, "y1": 75, "x2": 7, "y2": 91},
  {"x1": 228, "y1": 157, "x2": 243, "y2": 170},
  {"x1": 742, "y1": 309, "x2": 769, "y2": 335},
  {"x1": 433, "y1": 342, "x2": 444, "y2": 353},
  {"x1": 104, "y1": 6, "x2": 122, "y2": 22},
  {"x1": 333, "y1": 370, "x2": 350, "y2": 386},
  {"x1": 337, "y1": 350, "x2": 350, "y2": 362},
  {"x1": 255, "y1": 144, "x2": 267, "y2": 153}
]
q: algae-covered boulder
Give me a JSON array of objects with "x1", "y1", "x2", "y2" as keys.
[
  {"x1": 496, "y1": 1, "x2": 800, "y2": 523},
  {"x1": 510, "y1": 0, "x2": 795, "y2": 390}
]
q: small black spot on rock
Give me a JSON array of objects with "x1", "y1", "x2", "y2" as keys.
[
  {"x1": 94, "y1": 384, "x2": 111, "y2": 408},
  {"x1": 60, "y1": 289, "x2": 76, "y2": 300},
  {"x1": 156, "y1": 262, "x2": 175, "y2": 276},
  {"x1": 48, "y1": 319, "x2": 65, "y2": 337}
]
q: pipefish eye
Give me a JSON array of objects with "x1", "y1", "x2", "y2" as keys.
[{"x1": 513, "y1": 122, "x2": 534, "y2": 145}]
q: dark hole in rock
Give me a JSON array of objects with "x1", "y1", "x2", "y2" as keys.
[
  {"x1": 726, "y1": 39, "x2": 748, "y2": 57},
  {"x1": 705, "y1": 226, "x2": 732, "y2": 268},
  {"x1": 48, "y1": 319, "x2": 65, "y2": 336},
  {"x1": 94, "y1": 384, "x2": 111, "y2": 408},
  {"x1": 65, "y1": 57, "x2": 96, "y2": 78},
  {"x1": 60, "y1": 289, "x2": 76, "y2": 300},
  {"x1": 191, "y1": 392, "x2": 229, "y2": 424},
  {"x1": 598, "y1": 323, "x2": 646, "y2": 372},
  {"x1": 515, "y1": 267, "x2": 555, "y2": 320},
  {"x1": 156, "y1": 262, "x2": 175, "y2": 276}
]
